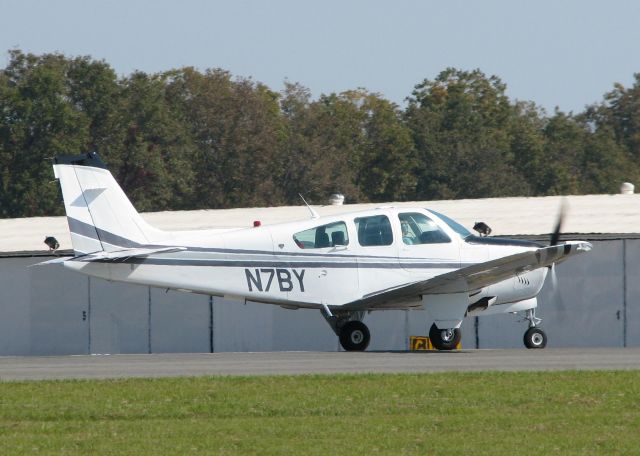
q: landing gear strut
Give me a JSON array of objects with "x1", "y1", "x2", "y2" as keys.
[
  {"x1": 429, "y1": 323, "x2": 461, "y2": 350},
  {"x1": 321, "y1": 306, "x2": 371, "y2": 351},
  {"x1": 522, "y1": 308, "x2": 547, "y2": 349}
]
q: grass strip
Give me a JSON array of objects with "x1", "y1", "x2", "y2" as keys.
[{"x1": 1, "y1": 370, "x2": 639, "y2": 455}]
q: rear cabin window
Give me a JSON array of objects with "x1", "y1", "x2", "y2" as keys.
[
  {"x1": 399, "y1": 212, "x2": 451, "y2": 245},
  {"x1": 355, "y1": 215, "x2": 393, "y2": 246},
  {"x1": 293, "y1": 221, "x2": 349, "y2": 249}
]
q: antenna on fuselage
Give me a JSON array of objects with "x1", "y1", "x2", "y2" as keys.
[{"x1": 299, "y1": 193, "x2": 320, "y2": 219}]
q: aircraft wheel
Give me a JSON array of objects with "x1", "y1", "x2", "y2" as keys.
[
  {"x1": 339, "y1": 321, "x2": 370, "y2": 351},
  {"x1": 429, "y1": 323, "x2": 461, "y2": 350},
  {"x1": 523, "y1": 327, "x2": 547, "y2": 349}
]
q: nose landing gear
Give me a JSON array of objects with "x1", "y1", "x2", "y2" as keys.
[
  {"x1": 522, "y1": 308, "x2": 547, "y2": 349},
  {"x1": 524, "y1": 327, "x2": 547, "y2": 348}
]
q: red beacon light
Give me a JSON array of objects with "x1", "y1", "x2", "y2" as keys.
[{"x1": 253, "y1": 220, "x2": 262, "y2": 227}]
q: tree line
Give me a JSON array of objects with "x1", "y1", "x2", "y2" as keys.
[{"x1": 0, "y1": 49, "x2": 638, "y2": 218}]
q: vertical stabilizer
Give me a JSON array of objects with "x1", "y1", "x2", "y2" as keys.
[{"x1": 53, "y1": 152, "x2": 161, "y2": 255}]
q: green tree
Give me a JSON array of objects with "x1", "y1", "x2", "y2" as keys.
[
  {"x1": 66, "y1": 55, "x2": 123, "y2": 154},
  {"x1": 110, "y1": 71, "x2": 196, "y2": 212},
  {"x1": 3, "y1": 49, "x2": 640, "y2": 219},
  {"x1": 0, "y1": 50, "x2": 89, "y2": 217},
  {"x1": 166, "y1": 68, "x2": 286, "y2": 209},
  {"x1": 302, "y1": 91, "x2": 367, "y2": 202},
  {"x1": 580, "y1": 127, "x2": 632, "y2": 194},
  {"x1": 349, "y1": 90, "x2": 416, "y2": 201},
  {"x1": 279, "y1": 82, "x2": 333, "y2": 204},
  {"x1": 406, "y1": 68, "x2": 529, "y2": 200},
  {"x1": 601, "y1": 75, "x2": 640, "y2": 159},
  {"x1": 508, "y1": 101, "x2": 547, "y2": 195},
  {"x1": 279, "y1": 86, "x2": 416, "y2": 205},
  {"x1": 538, "y1": 111, "x2": 585, "y2": 194},
  {"x1": 579, "y1": 76, "x2": 640, "y2": 190}
]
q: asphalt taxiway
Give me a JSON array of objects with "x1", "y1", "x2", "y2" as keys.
[{"x1": 1, "y1": 348, "x2": 640, "y2": 381}]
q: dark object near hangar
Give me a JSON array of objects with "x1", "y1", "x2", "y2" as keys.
[
  {"x1": 473, "y1": 222, "x2": 492, "y2": 237},
  {"x1": 44, "y1": 236, "x2": 60, "y2": 252}
]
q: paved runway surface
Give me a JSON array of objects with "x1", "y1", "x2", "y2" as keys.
[{"x1": 2, "y1": 348, "x2": 640, "y2": 381}]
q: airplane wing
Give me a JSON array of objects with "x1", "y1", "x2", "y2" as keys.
[{"x1": 340, "y1": 241, "x2": 592, "y2": 310}]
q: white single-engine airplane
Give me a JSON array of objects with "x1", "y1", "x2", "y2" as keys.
[{"x1": 47, "y1": 152, "x2": 592, "y2": 351}]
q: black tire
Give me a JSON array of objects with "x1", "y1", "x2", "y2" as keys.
[
  {"x1": 523, "y1": 327, "x2": 547, "y2": 349},
  {"x1": 339, "y1": 321, "x2": 371, "y2": 351},
  {"x1": 429, "y1": 323, "x2": 461, "y2": 350}
]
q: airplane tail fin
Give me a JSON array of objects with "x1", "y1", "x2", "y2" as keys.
[{"x1": 53, "y1": 152, "x2": 162, "y2": 255}]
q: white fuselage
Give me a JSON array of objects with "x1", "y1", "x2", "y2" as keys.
[{"x1": 63, "y1": 207, "x2": 546, "y2": 315}]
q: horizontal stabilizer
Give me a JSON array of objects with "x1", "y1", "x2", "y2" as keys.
[
  {"x1": 79, "y1": 246, "x2": 186, "y2": 262},
  {"x1": 33, "y1": 257, "x2": 72, "y2": 267}
]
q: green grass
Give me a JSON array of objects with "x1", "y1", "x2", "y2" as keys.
[{"x1": 1, "y1": 371, "x2": 640, "y2": 455}]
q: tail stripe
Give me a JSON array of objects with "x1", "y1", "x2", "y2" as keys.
[{"x1": 67, "y1": 217, "x2": 141, "y2": 249}]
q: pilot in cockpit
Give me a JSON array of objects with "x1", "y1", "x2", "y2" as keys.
[{"x1": 401, "y1": 220, "x2": 415, "y2": 245}]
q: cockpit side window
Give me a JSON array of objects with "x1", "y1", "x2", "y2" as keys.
[
  {"x1": 399, "y1": 212, "x2": 451, "y2": 245},
  {"x1": 355, "y1": 215, "x2": 393, "y2": 246},
  {"x1": 293, "y1": 221, "x2": 349, "y2": 249}
]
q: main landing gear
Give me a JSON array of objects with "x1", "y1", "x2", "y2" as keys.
[
  {"x1": 428, "y1": 323, "x2": 461, "y2": 350},
  {"x1": 321, "y1": 307, "x2": 371, "y2": 351},
  {"x1": 522, "y1": 308, "x2": 547, "y2": 349},
  {"x1": 339, "y1": 321, "x2": 371, "y2": 351}
]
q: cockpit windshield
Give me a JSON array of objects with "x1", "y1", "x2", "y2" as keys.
[{"x1": 427, "y1": 209, "x2": 472, "y2": 238}]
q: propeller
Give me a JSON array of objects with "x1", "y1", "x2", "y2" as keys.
[
  {"x1": 549, "y1": 198, "x2": 567, "y2": 246},
  {"x1": 547, "y1": 199, "x2": 568, "y2": 312}
]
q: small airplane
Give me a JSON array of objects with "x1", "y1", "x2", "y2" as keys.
[{"x1": 47, "y1": 152, "x2": 592, "y2": 351}]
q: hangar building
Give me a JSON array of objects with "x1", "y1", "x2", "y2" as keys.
[{"x1": 1, "y1": 193, "x2": 639, "y2": 355}]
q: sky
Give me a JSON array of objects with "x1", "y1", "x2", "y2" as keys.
[{"x1": 1, "y1": 0, "x2": 639, "y2": 114}]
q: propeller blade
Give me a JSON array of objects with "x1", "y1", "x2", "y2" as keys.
[
  {"x1": 547, "y1": 262, "x2": 567, "y2": 313},
  {"x1": 550, "y1": 263, "x2": 558, "y2": 290},
  {"x1": 549, "y1": 199, "x2": 567, "y2": 246},
  {"x1": 547, "y1": 200, "x2": 568, "y2": 312}
]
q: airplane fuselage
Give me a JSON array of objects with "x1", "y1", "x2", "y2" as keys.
[{"x1": 63, "y1": 207, "x2": 547, "y2": 316}]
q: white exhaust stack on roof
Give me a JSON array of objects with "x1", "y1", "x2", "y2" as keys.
[
  {"x1": 620, "y1": 182, "x2": 635, "y2": 194},
  {"x1": 329, "y1": 193, "x2": 345, "y2": 205}
]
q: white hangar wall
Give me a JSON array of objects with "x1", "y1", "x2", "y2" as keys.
[
  {"x1": 626, "y1": 240, "x2": 640, "y2": 345},
  {"x1": 0, "y1": 238, "x2": 639, "y2": 356},
  {"x1": 0, "y1": 257, "x2": 33, "y2": 355}
]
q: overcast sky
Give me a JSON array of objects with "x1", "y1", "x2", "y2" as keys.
[{"x1": 1, "y1": 0, "x2": 639, "y2": 113}]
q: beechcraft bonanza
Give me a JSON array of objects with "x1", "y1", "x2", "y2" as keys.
[{"x1": 46, "y1": 152, "x2": 592, "y2": 351}]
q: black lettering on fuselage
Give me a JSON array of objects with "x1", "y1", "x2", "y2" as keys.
[
  {"x1": 261, "y1": 268, "x2": 275, "y2": 291},
  {"x1": 276, "y1": 269, "x2": 293, "y2": 291},
  {"x1": 292, "y1": 269, "x2": 305, "y2": 292},
  {"x1": 245, "y1": 268, "x2": 262, "y2": 291},
  {"x1": 244, "y1": 268, "x2": 306, "y2": 293}
]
